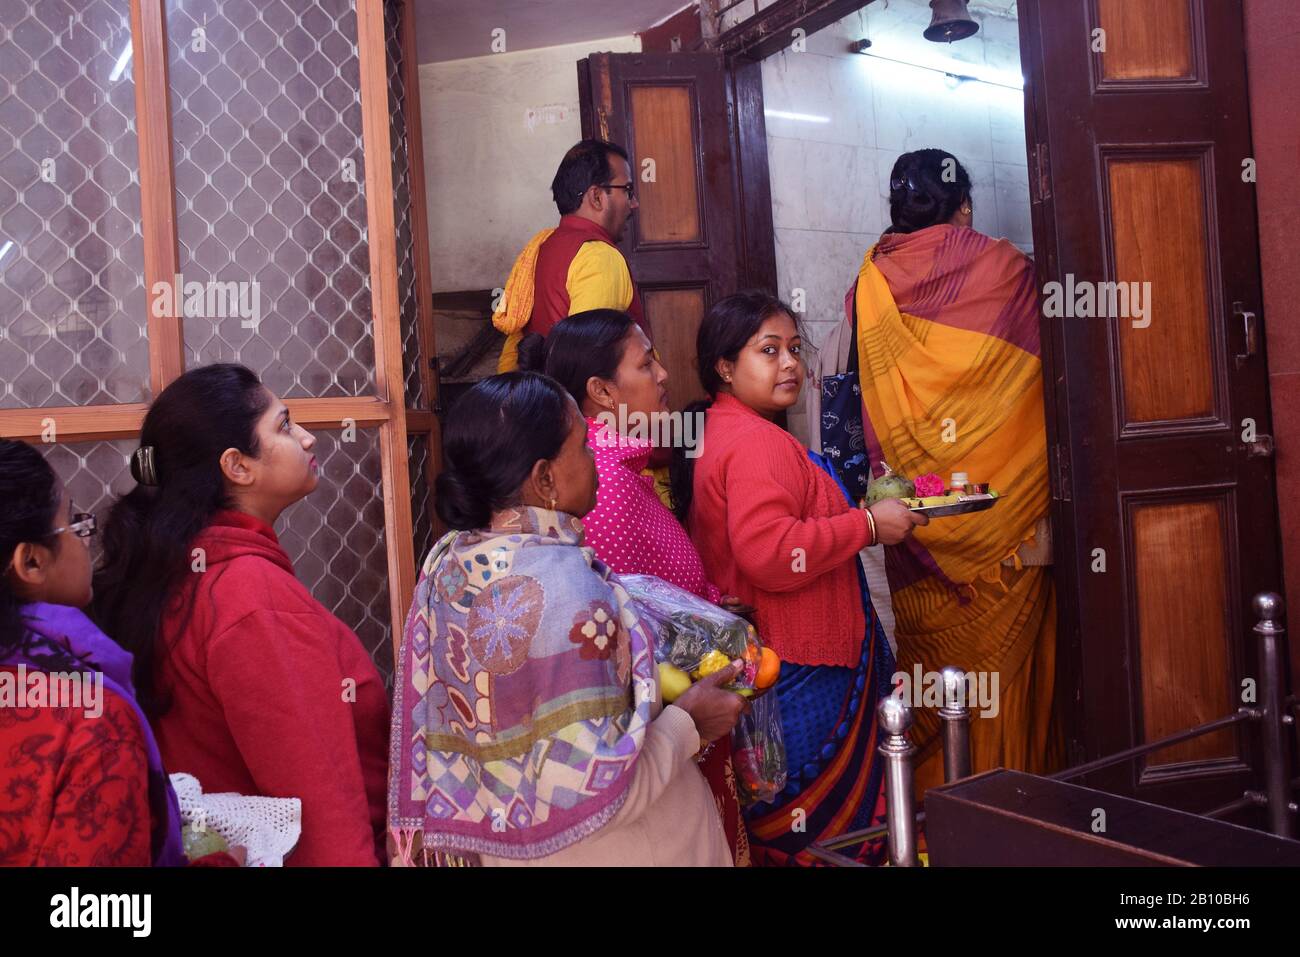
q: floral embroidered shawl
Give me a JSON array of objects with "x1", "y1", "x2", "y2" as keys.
[{"x1": 387, "y1": 506, "x2": 657, "y2": 861}]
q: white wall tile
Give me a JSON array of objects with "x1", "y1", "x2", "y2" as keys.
[
  {"x1": 802, "y1": 7, "x2": 870, "y2": 57},
  {"x1": 989, "y1": 90, "x2": 1029, "y2": 166},
  {"x1": 980, "y1": 13, "x2": 1025, "y2": 75},
  {"x1": 964, "y1": 156, "x2": 997, "y2": 236},
  {"x1": 774, "y1": 227, "x2": 876, "y2": 326},
  {"x1": 870, "y1": 62, "x2": 993, "y2": 160},
  {"x1": 768, "y1": 137, "x2": 880, "y2": 234},
  {"x1": 993, "y1": 161, "x2": 1033, "y2": 245},
  {"x1": 761, "y1": 47, "x2": 875, "y2": 148}
]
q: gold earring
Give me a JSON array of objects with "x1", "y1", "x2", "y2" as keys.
[{"x1": 548, "y1": 496, "x2": 557, "y2": 510}]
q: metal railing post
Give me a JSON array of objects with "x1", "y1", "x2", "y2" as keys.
[
  {"x1": 1254, "y1": 591, "x2": 1297, "y2": 838},
  {"x1": 878, "y1": 695, "x2": 919, "y2": 866},
  {"x1": 939, "y1": 665, "x2": 972, "y2": 783}
]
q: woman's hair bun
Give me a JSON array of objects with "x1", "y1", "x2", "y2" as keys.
[
  {"x1": 887, "y1": 148, "x2": 972, "y2": 234},
  {"x1": 433, "y1": 371, "x2": 572, "y2": 530},
  {"x1": 434, "y1": 468, "x2": 492, "y2": 530}
]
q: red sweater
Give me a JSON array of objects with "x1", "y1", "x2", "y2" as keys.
[
  {"x1": 0, "y1": 676, "x2": 153, "y2": 866},
  {"x1": 687, "y1": 393, "x2": 870, "y2": 667},
  {"x1": 153, "y1": 511, "x2": 389, "y2": 866}
]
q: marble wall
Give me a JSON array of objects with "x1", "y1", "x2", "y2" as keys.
[
  {"x1": 418, "y1": 34, "x2": 641, "y2": 295},
  {"x1": 759, "y1": 0, "x2": 1031, "y2": 442}
]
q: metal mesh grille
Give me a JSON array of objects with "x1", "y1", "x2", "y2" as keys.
[
  {"x1": 0, "y1": 0, "x2": 150, "y2": 408},
  {"x1": 37, "y1": 438, "x2": 136, "y2": 566},
  {"x1": 385, "y1": 0, "x2": 424, "y2": 410},
  {"x1": 276, "y1": 427, "x2": 392, "y2": 681},
  {"x1": 165, "y1": 0, "x2": 375, "y2": 399},
  {"x1": 407, "y1": 430, "x2": 434, "y2": 569}
]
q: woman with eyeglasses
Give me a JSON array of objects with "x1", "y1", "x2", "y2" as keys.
[
  {"x1": 92, "y1": 364, "x2": 389, "y2": 866},
  {"x1": 0, "y1": 439, "x2": 191, "y2": 865}
]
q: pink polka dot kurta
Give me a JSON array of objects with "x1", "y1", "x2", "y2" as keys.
[{"x1": 582, "y1": 416, "x2": 722, "y2": 603}]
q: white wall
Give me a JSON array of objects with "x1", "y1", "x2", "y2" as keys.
[
  {"x1": 418, "y1": 35, "x2": 641, "y2": 295},
  {"x1": 760, "y1": 0, "x2": 1031, "y2": 442}
]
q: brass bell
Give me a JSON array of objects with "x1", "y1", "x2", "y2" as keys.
[{"x1": 924, "y1": 0, "x2": 980, "y2": 43}]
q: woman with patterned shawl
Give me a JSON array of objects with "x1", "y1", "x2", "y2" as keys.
[
  {"x1": 516, "y1": 312, "x2": 752, "y2": 865},
  {"x1": 848, "y1": 149, "x2": 1063, "y2": 797},
  {"x1": 388, "y1": 372, "x2": 747, "y2": 866}
]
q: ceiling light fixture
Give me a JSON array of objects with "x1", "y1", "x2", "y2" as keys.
[{"x1": 850, "y1": 39, "x2": 1023, "y2": 92}]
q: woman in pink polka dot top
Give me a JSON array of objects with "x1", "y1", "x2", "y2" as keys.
[
  {"x1": 516, "y1": 313, "x2": 721, "y2": 601},
  {"x1": 517, "y1": 311, "x2": 751, "y2": 865}
]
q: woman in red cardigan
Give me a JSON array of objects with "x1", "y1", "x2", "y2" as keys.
[
  {"x1": 93, "y1": 364, "x2": 388, "y2": 866},
  {"x1": 673, "y1": 292, "x2": 925, "y2": 865}
]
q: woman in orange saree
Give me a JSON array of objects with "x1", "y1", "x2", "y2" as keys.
[{"x1": 847, "y1": 149, "x2": 1063, "y2": 797}]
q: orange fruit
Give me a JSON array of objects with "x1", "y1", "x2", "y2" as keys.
[{"x1": 755, "y1": 646, "x2": 781, "y2": 689}]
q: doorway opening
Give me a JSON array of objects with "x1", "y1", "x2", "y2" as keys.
[{"x1": 755, "y1": 0, "x2": 1030, "y2": 443}]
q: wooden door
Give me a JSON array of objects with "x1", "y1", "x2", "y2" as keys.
[
  {"x1": 1020, "y1": 0, "x2": 1285, "y2": 814},
  {"x1": 578, "y1": 52, "x2": 770, "y2": 411}
]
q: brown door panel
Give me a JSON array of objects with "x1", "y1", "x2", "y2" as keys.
[{"x1": 579, "y1": 53, "x2": 741, "y2": 410}]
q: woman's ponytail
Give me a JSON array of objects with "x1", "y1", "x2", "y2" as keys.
[{"x1": 669, "y1": 398, "x2": 712, "y2": 523}]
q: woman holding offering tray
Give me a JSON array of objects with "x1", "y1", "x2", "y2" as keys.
[
  {"x1": 847, "y1": 148, "x2": 1062, "y2": 796},
  {"x1": 674, "y1": 291, "x2": 925, "y2": 866}
]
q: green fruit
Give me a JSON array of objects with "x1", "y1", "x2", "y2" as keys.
[
  {"x1": 866, "y1": 463, "x2": 915, "y2": 506},
  {"x1": 182, "y1": 824, "x2": 229, "y2": 860}
]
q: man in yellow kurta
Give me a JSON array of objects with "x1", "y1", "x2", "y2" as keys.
[{"x1": 494, "y1": 139, "x2": 645, "y2": 371}]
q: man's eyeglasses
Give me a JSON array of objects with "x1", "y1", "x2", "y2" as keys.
[
  {"x1": 599, "y1": 182, "x2": 635, "y2": 200},
  {"x1": 49, "y1": 513, "x2": 97, "y2": 539}
]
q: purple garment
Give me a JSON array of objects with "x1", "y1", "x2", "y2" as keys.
[{"x1": 6, "y1": 603, "x2": 187, "y2": 867}]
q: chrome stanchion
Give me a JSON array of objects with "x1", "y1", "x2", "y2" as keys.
[
  {"x1": 1255, "y1": 592, "x2": 1297, "y2": 838},
  {"x1": 878, "y1": 696, "x2": 919, "y2": 866},
  {"x1": 939, "y1": 665, "x2": 971, "y2": 783}
]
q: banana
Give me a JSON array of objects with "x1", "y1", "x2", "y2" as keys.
[{"x1": 901, "y1": 493, "x2": 965, "y2": 508}]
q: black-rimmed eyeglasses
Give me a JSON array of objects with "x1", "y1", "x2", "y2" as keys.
[
  {"x1": 49, "y1": 513, "x2": 97, "y2": 539},
  {"x1": 600, "y1": 182, "x2": 635, "y2": 200}
]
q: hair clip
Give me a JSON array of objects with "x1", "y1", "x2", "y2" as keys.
[{"x1": 133, "y1": 445, "x2": 159, "y2": 487}]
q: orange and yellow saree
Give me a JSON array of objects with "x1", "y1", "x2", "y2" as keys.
[{"x1": 851, "y1": 224, "x2": 1063, "y2": 796}]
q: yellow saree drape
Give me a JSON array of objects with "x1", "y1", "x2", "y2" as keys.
[{"x1": 853, "y1": 226, "x2": 1063, "y2": 796}]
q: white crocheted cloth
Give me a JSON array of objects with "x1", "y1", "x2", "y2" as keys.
[{"x1": 170, "y1": 772, "x2": 302, "y2": 867}]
